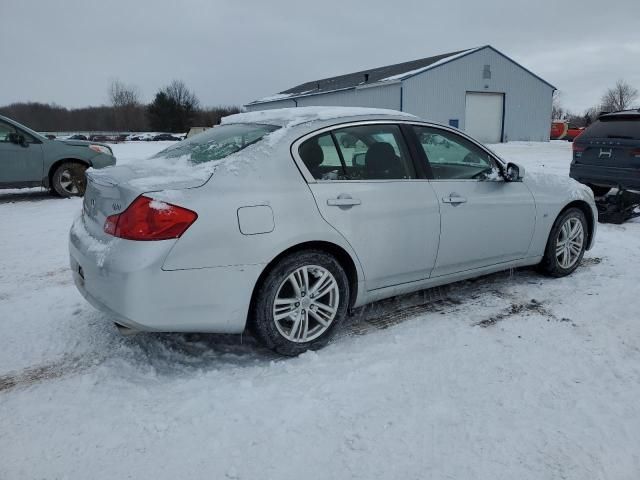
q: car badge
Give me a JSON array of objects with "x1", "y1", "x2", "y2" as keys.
[{"x1": 599, "y1": 148, "x2": 612, "y2": 159}]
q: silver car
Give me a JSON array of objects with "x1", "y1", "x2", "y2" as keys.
[{"x1": 69, "y1": 107, "x2": 597, "y2": 355}]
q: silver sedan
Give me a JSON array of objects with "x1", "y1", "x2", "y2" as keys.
[{"x1": 69, "y1": 107, "x2": 597, "y2": 355}]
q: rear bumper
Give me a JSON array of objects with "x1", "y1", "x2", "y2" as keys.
[
  {"x1": 69, "y1": 217, "x2": 262, "y2": 333},
  {"x1": 570, "y1": 163, "x2": 640, "y2": 190}
]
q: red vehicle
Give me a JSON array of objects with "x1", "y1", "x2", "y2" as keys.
[{"x1": 550, "y1": 121, "x2": 584, "y2": 141}]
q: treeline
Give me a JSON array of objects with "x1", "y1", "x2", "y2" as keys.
[
  {"x1": 0, "y1": 79, "x2": 240, "y2": 133},
  {"x1": 553, "y1": 79, "x2": 639, "y2": 127}
]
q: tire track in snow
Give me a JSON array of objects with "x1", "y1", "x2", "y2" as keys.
[{"x1": 0, "y1": 354, "x2": 102, "y2": 393}]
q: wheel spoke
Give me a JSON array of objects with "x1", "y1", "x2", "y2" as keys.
[
  {"x1": 287, "y1": 272, "x2": 303, "y2": 298},
  {"x1": 569, "y1": 222, "x2": 583, "y2": 241},
  {"x1": 309, "y1": 271, "x2": 329, "y2": 296},
  {"x1": 290, "y1": 311, "x2": 309, "y2": 342},
  {"x1": 314, "y1": 277, "x2": 338, "y2": 300},
  {"x1": 313, "y1": 299, "x2": 336, "y2": 316},
  {"x1": 274, "y1": 308, "x2": 296, "y2": 321},
  {"x1": 308, "y1": 308, "x2": 330, "y2": 327},
  {"x1": 275, "y1": 297, "x2": 298, "y2": 306},
  {"x1": 569, "y1": 243, "x2": 581, "y2": 257},
  {"x1": 301, "y1": 267, "x2": 310, "y2": 294},
  {"x1": 289, "y1": 313, "x2": 303, "y2": 339}
]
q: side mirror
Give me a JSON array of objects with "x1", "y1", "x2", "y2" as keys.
[
  {"x1": 504, "y1": 162, "x2": 524, "y2": 182},
  {"x1": 8, "y1": 132, "x2": 27, "y2": 146}
]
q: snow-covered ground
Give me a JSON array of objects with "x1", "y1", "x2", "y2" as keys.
[{"x1": 1, "y1": 141, "x2": 639, "y2": 479}]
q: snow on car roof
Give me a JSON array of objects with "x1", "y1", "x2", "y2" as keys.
[{"x1": 221, "y1": 106, "x2": 417, "y2": 128}]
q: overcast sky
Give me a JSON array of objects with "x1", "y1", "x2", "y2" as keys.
[{"x1": 2, "y1": 0, "x2": 639, "y2": 114}]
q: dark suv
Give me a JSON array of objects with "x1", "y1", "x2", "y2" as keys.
[{"x1": 570, "y1": 110, "x2": 640, "y2": 196}]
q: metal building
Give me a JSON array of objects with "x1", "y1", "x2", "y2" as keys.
[{"x1": 244, "y1": 46, "x2": 555, "y2": 143}]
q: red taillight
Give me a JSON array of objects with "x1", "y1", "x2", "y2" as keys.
[
  {"x1": 104, "y1": 195, "x2": 198, "y2": 241},
  {"x1": 572, "y1": 143, "x2": 586, "y2": 153},
  {"x1": 632, "y1": 148, "x2": 640, "y2": 158}
]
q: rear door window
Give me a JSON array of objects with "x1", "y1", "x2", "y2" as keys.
[
  {"x1": 299, "y1": 124, "x2": 416, "y2": 180},
  {"x1": 581, "y1": 118, "x2": 640, "y2": 140}
]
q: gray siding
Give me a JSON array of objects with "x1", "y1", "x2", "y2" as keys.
[
  {"x1": 402, "y1": 47, "x2": 554, "y2": 142},
  {"x1": 246, "y1": 83, "x2": 401, "y2": 112}
]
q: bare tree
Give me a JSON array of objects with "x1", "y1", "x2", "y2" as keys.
[
  {"x1": 108, "y1": 79, "x2": 146, "y2": 131},
  {"x1": 601, "y1": 79, "x2": 638, "y2": 112},
  {"x1": 108, "y1": 79, "x2": 140, "y2": 108},
  {"x1": 164, "y1": 80, "x2": 200, "y2": 111},
  {"x1": 551, "y1": 90, "x2": 568, "y2": 120}
]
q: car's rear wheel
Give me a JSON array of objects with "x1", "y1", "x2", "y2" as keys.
[
  {"x1": 51, "y1": 162, "x2": 87, "y2": 197},
  {"x1": 250, "y1": 250, "x2": 350, "y2": 356},
  {"x1": 587, "y1": 184, "x2": 611, "y2": 197},
  {"x1": 539, "y1": 208, "x2": 587, "y2": 277}
]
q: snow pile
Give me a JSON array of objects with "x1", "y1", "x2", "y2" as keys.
[{"x1": 222, "y1": 106, "x2": 416, "y2": 128}]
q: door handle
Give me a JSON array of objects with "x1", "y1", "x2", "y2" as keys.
[
  {"x1": 442, "y1": 193, "x2": 467, "y2": 205},
  {"x1": 327, "y1": 195, "x2": 361, "y2": 207}
]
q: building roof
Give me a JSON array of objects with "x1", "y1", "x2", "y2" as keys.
[{"x1": 247, "y1": 45, "x2": 555, "y2": 106}]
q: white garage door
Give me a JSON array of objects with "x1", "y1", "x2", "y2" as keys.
[{"x1": 464, "y1": 93, "x2": 504, "y2": 143}]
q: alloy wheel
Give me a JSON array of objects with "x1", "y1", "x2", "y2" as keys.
[
  {"x1": 555, "y1": 217, "x2": 584, "y2": 269},
  {"x1": 272, "y1": 265, "x2": 340, "y2": 343},
  {"x1": 59, "y1": 169, "x2": 81, "y2": 195}
]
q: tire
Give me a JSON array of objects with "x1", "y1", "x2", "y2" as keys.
[
  {"x1": 587, "y1": 184, "x2": 611, "y2": 197},
  {"x1": 51, "y1": 162, "x2": 88, "y2": 197},
  {"x1": 250, "y1": 250, "x2": 350, "y2": 356},
  {"x1": 539, "y1": 208, "x2": 588, "y2": 277}
]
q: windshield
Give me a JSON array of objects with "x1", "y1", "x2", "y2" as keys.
[
  {"x1": 582, "y1": 118, "x2": 640, "y2": 140},
  {"x1": 153, "y1": 123, "x2": 280, "y2": 164}
]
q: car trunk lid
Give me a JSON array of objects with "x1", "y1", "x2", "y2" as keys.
[{"x1": 82, "y1": 165, "x2": 209, "y2": 240}]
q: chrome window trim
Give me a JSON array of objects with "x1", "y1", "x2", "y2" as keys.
[{"x1": 290, "y1": 119, "x2": 506, "y2": 184}]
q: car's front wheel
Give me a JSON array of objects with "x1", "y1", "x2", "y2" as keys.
[
  {"x1": 250, "y1": 250, "x2": 350, "y2": 356},
  {"x1": 51, "y1": 162, "x2": 87, "y2": 197},
  {"x1": 539, "y1": 208, "x2": 588, "y2": 277}
]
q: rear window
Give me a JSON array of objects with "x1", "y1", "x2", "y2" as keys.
[
  {"x1": 581, "y1": 118, "x2": 640, "y2": 140},
  {"x1": 153, "y1": 123, "x2": 280, "y2": 164}
]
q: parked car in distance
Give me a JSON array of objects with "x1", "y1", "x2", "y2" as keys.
[
  {"x1": 187, "y1": 126, "x2": 210, "y2": 138},
  {"x1": 0, "y1": 114, "x2": 116, "y2": 197},
  {"x1": 550, "y1": 121, "x2": 584, "y2": 141},
  {"x1": 69, "y1": 134, "x2": 88, "y2": 141},
  {"x1": 570, "y1": 109, "x2": 640, "y2": 196},
  {"x1": 153, "y1": 133, "x2": 181, "y2": 141},
  {"x1": 89, "y1": 134, "x2": 110, "y2": 142},
  {"x1": 70, "y1": 107, "x2": 597, "y2": 356}
]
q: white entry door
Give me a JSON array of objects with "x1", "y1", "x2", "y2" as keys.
[{"x1": 464, "y1": 92, "x2": 504, "y2": 143}]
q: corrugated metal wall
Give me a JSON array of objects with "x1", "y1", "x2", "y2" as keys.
[
  {"x1": 402, "y1": 47, "x2": 554, "y2": 142},
  {"x1": 245, "y1": 83, "x2": 401, "y2": 112},
  {"x1": 245, "y1": 47, "x2": 554, "y2": 142}
]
